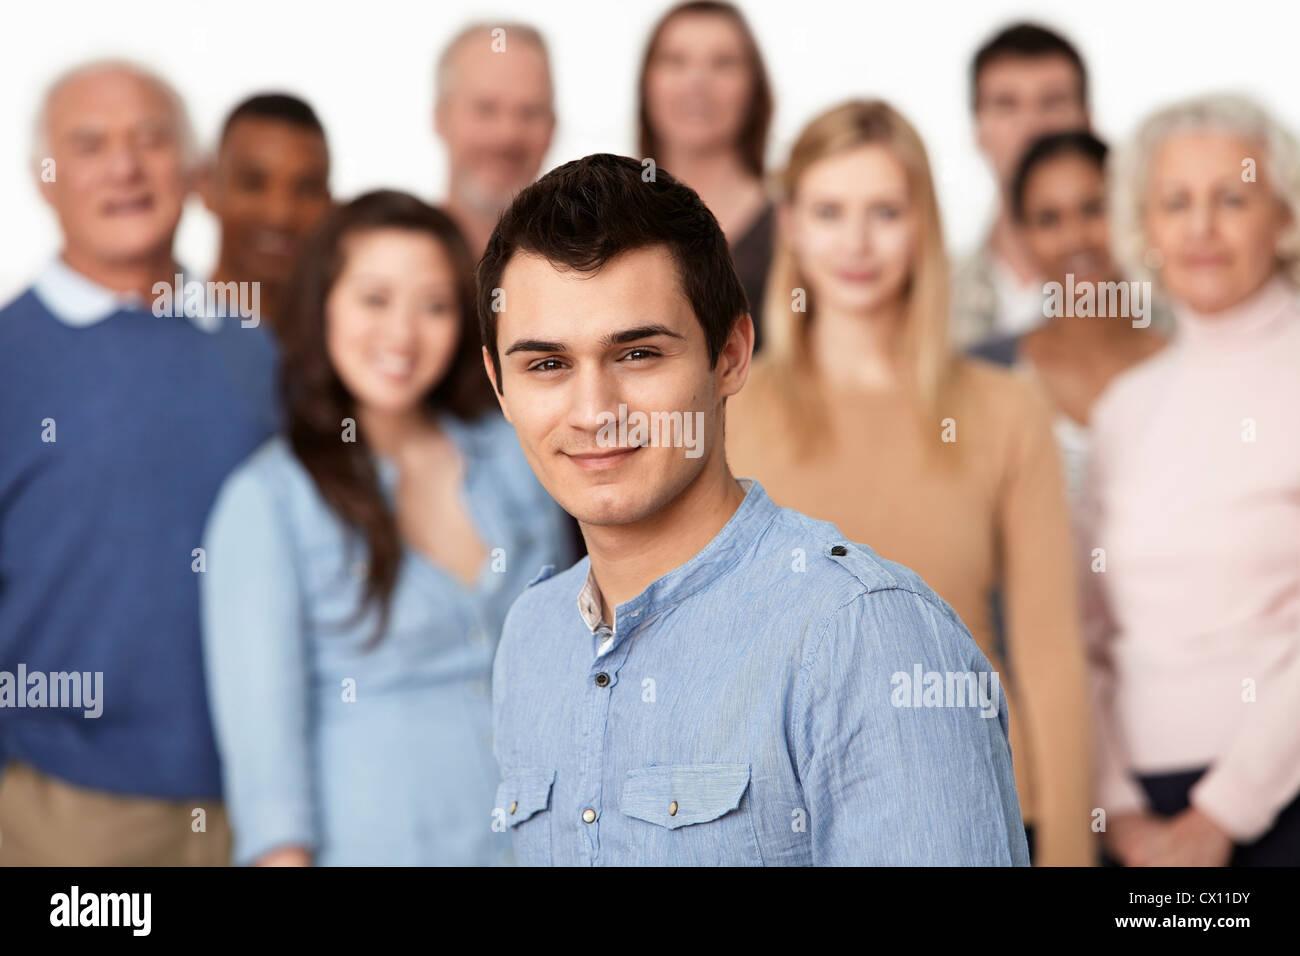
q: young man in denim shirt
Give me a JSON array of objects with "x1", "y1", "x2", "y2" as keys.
[{"x1": 478, "y1": 154, "x2": 1030, "y2": 866}]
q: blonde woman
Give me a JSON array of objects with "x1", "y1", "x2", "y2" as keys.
[
  {"x1": 1085, "y1": 95, "x2": 1300, "y2": 866},
  {"x1": 727, "y1": 100, "x2": 1093, "y2": 865}
]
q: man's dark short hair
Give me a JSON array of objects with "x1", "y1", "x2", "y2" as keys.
[
  {"x1": 970, "y1": 22, "x2": 1088, "y2": 113},
  {"x1": 218, "y1": 92, "x2": 327, "y2": 147},
  {"x1": 1011, "y1": 129, "x2": 1108, "y2": 222},
  {"x1": 476, "y1": 153, "x2": 749, "y2": 392}
]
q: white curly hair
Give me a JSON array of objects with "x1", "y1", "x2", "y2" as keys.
[{"x1": 1110, "y1": 93, "x2": 1300, "y2": 287}]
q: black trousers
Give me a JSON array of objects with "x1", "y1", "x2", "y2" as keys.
[{"x1": 1102, "y1": 767, "x2": 1300, "y2": 867}]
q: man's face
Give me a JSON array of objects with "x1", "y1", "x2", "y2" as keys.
[
  {"x1": 435, "y1": 41, "x2": 555, "y2": 215},
  {"x1": 39, "y1": 69, "x2": 189, "y2": 265},
  {"x1": 975, "y1": 55, "x2": 1088, "y2": 187},
  {"x1": 486, "y1": 245, "x2": 747, "y2": 527},
  {"x1": 203, "y1": 116, "x2": 331, "y2": 285}
]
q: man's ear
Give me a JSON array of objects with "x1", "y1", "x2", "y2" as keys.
[
  {"x1": 433, "y1": 98, "x2": 448, "y2": 142},
  {"x1": 717, "y1": 311, "x2": 754, "y2": 401},
  {"x1": 482, "y1": 345, "x2": 511, "y2": 422},
  {"x1": 36, "y1": 163, "x2": 58, "y2": 208},
  {"x1": 197, "y1": 159, "x2": 218, "y2": 214}
]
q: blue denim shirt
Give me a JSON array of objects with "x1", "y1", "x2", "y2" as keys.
[
  {"x1": 201, "y1": 412, "x2": 571, "y2": 865},
  {"x1": 491, "y1": 480, "x2": 1029, "y2": 866}
]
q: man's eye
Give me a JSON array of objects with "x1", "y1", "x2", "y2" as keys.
[
  {"x1": 526, "y1": 358, "x2": 566, "y2": 373},
  {"x1": 620, "y1": 348, "x2": 660, "y2": 362}
]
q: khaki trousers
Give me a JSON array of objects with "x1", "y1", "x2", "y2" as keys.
[{"x1": 0, "y1": 761, "x2": 231, "y2": 866}]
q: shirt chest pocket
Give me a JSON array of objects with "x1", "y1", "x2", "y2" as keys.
[
  {"x1": 619, "y1": 763, "x2": 763, "y2": 866},
  {"x1": 495, "y1": 768, "x2": 554, "y2": 866}
]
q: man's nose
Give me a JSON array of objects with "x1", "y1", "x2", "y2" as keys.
[
  {"x1": 105, "y1": 142, "x2": 146, "y2": 183},
  {"x1": 567, "y1": 364, "x2": 621, "y2": 434},
  {"x1": 260, "y1": 189, "x2": 296, "y2": 229}
]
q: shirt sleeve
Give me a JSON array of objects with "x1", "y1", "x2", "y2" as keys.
[
  {"x1": 997, "y1": 382, "x2": 1096, "y2": 865},
  {"x1": 200, "y1": 463, "x2": 317, "y2": 865},
  {"x1": 1190, "y1": 636, "x2": 1300, "y2": 842},
  {"x1": 793, "y1": 586, "x2": 1030, "y2": 866},
  {"x1": 1079, "y1": 400, "x2": 1150, "y2": 821}
]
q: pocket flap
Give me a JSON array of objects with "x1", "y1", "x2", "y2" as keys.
[
  {"x1": 495, "y1": 768, "x2": 555, "y2": 827},
  {"x1": 620, "y1": 763, "x2": 751, "y2": 829}
]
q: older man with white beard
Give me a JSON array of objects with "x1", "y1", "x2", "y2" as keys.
[{"x1": 433, "y1": 21, "x2": 556, "y2": 258}]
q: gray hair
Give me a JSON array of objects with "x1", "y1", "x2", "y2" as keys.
[
  {"x1": 31, "y1": 58, "x2": 198, "y2": 177},
  {"x1": 434, "y1": 21, "x2": 552, "y2": 104},
  {"x1": 1111, "y1": 92, "x2": 1300, "y2": 285}
]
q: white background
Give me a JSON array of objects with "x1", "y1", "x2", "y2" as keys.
[{"x1": 3, "y1": 0, "x2": 1297, "y2": 304}]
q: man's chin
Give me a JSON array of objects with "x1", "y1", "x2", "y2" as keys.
[{"x1": 561, "y1": 485, "x2": 658, "y2": 529}]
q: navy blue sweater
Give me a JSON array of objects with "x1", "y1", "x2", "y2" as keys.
[{"x1": 0, "y1": 289, "x2": 276, "y2": 798}]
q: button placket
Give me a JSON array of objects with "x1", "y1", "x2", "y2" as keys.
[{"x1": 576, "y1": 627, "x2": 636, "y2": 865}]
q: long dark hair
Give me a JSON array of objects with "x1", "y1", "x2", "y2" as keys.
[
  {"x1": 636, "y1": 1, "x2": 773, "y2": 179},
  {"x1": 279, "y1": 189, "x2": 493, "y2": 635}
]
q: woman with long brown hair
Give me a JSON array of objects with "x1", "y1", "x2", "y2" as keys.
[
  {"x1": 200, "y1": 190, "x2": 569, "y2": 866},
  {"x1": 726, "y1": 100, "x2": 1094, "y2": 865},
  {"x1": 637, "y1": 0, "x2": 775, "y2": 349}
]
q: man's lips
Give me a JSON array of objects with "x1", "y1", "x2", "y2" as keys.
[
  {"x1": 1181, "y1": 254, "x2": 1231, "y2": 268},
  {"x1": 564, "y1": 446, "x2": 642, "y2": 472},
  {"x1": 102, "y1": 195, "x2": 155, "y2": 216}
]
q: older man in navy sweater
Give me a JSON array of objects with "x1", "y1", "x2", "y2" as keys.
[{"x1": 0, "y1": 60, "x2": 276, "y2": 864}]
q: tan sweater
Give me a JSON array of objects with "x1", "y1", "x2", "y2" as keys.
[{"x1": 727, "y1": 356, "x2": 1094, "y2": 866}]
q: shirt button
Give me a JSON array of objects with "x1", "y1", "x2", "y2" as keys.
[
  {"x1": 668, "y1": 800, "x2": 679, "y2": 817},
  {"x1": 594, "y1": 672, "x2": 610, "y2": 688},
  {"x1": 582, "y1": 808, "x2": 598, "y2": 824},
  {"x1": 509, "y1": 800, "x2": 518, "y2": 815},
  {"x1": 830, "y1": 544, "x2": 848, "y2": 556}
]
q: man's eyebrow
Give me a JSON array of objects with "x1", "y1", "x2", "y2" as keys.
[
  {"x1": 601, "y1": 324, "x2": 685, "y2": 347},
  {"x1": 504, "y1": 338, "x2": 566, "y2": 356}
]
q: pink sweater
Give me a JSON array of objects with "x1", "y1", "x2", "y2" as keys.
[{"x1": 1084, "y1": 275, "x2": 1300, "y2": 842}]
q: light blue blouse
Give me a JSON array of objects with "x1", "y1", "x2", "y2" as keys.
[{"x1": 200, "y1": 412, "x2": 571, "y2": 866}]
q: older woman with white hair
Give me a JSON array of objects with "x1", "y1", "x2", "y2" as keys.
[{"x1": 1085, "y1": 93, "x2": 1300, "y2": 866}]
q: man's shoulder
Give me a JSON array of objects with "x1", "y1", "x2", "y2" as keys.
[
  {"x1": 501, "y1": 556, "x2": 588, "y2": 634},
  {"x1": 761, "y1": 504, "x2": 946, "y2": 610},
  {"x1": 0, "y1": 287, "x2": 46, "y2": 337},
  {"x1": 762, "y1": 507, "x2": 979, "y2": 670}
]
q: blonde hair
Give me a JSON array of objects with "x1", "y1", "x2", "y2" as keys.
[
  {"x1": 1111, "y1": 92, "x2": 1300, "y2": 287},
  {"x1": 762, "y1": 99, "x2": 955, "y2": 452}
]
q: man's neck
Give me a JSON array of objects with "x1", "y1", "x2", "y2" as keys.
[
  {"x1": 210, "y1": 258, "x2": 282, "y2": 325},
  {"x1": 988, "y1": 207, "x2": 1040, "y2": 285},
  {"x1": 581, "y1": 460, "x2": 747, "y2": 626},
  {"x1": 444, "y1": 192, "x2": 498, "y2": 260},
  {"x1": 62, "y1": 245, "x2": 180, "y2": 300}
]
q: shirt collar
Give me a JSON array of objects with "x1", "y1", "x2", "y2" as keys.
[
  {"x1": 32, "y1": 257, "x2": 218, "y2": 333},
  {"x1": 574, "y1": 478, "x2": 777, "y2": 633},
  {"x1": 1173, "y1": 273, "x2": 1298, "y2": 350}
]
